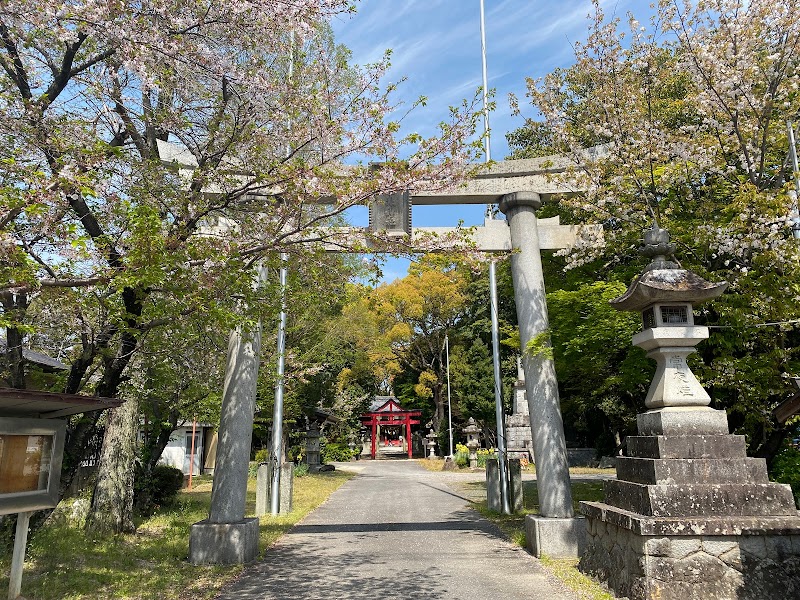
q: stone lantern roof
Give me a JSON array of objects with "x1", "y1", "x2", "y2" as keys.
[
  {"x1": 610, "y1": 268, "x2": 728, "y2": 312},
  {"x1": 610, "y1": 226, "x2": 727, "y2": 312}
]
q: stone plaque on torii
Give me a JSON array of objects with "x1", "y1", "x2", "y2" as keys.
[{"x1": 160, "y1": 139, "x2": 600, "y2": 563}]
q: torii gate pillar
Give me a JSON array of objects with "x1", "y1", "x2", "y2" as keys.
[{"x1": 499, "y1": 191, "x2": 584, "y2": 556}]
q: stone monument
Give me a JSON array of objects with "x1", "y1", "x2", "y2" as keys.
[
  {"x1": 505, "y1": 358, "x2": 533, "y2": 461},
  {"x1": 305, "y1": 422, "x2": 322, "y2": 473},
  {"x1": 580, "y1": 227, "x2": 800, "y2": 599}
]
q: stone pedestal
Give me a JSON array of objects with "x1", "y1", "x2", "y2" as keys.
[
  {"x1": 506, "y1": 370, "x2": 534, "y2": 461},
  {"x1": 526, "y1": 515, "x2": 586, "y2": 559},
  {"x1": 580, "y1": 408, "x2": 800, "y2": 599},
  {"x1": 189, "y1": 518, "x2": 260, "y2": 565}
]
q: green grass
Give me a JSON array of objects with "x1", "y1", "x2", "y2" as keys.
[
  {"x1": 0, "y1": 471, "x2": 353, "y2": 599},
  {"x1": 539, "y1": 556, "x2": 616, "y2": 600}
]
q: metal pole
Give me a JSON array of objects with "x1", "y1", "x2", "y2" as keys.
[
  {"x1": 479, "y1": 0, "x2": 491, "y2": 164},
  {"x1": 8, "y1": 511, "x2": 31, "y2": 600},
  {"x1": 270, "y1": 253, "x2": 288, "y2": 515},
  {"x1": 786, "y1": 121, "x2": 800, "y2": 239},
  {"x1": 490, "y1": 262, "x2": 511, "y2": 514},
  {"x1": 445, "y1": 334, "x2": 453, "y2": 457},
  {"x1": 269, "y1": 30, "x2": 295, "y2": 516},
  {"x1": 188, "y1": 417, "x2": 197, "y2": 490},
  {"x1": 480, "y1": 0, "x2": 511, "y2": 515}
]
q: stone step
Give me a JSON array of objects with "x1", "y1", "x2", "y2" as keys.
[
  {"x1": 616, "y1": 456, "x2": 768, "y2": 485},
  {"x1": 626, "y1": 434, "x2": 747, "y2": 459},
  {"x1": 604, "y1": 480, "x2": 798, "y2": 518},
  {"x1": 581, "y1": 499, "x2": 800, "y2": 536}
]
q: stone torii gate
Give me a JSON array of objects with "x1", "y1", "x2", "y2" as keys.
[{"x1": 178, "y1": 146, "x2": 600, "y2": 563}]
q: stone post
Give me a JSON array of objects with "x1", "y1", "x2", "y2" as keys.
[
  {"x1": 255, "y1": 462, "x2": 271, "y2": 517},
  {"x1": 498, "y1": 191, "x2": 573, "y2": 518},
  {"x1": 487, "y1": 458, "x2": 523, "y2": 513},
  {"x1": 189, "y1": 324, "x2": 261, "y2": 564},
  {"x1": 270, "y1": 462, "x2": 293, "y2": 514}
]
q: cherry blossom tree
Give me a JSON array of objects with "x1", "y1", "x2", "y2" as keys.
[
  {"x1": 0, "y1": 1, "x2": 482, "y2": 533},
  {"x1": 517, "y1": 0, "x2": 800, "y2": 460}
]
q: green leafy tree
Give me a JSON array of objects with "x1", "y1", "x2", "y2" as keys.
[{"x1": 547, "y1": 281, "x2": 651, "y2": 454}]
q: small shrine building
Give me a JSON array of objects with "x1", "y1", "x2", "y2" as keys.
[{"x1": 359, "y1": 396, "x2": 421, "y2": 459}]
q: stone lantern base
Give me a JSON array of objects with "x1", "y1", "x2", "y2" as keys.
[{"x1": 579, "y1": 407, "x2": 800, "y2": 600}]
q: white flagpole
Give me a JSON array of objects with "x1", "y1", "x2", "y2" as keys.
[{"x1": 480, "y1": 0, "x2": 511, "y2": 515}]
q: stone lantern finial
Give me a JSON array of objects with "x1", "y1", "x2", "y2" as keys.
[{"x1": 640, "y1": 226, "x2": 678, "y2": 271}]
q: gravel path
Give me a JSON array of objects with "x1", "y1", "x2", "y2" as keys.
[{"x1": 215, "y1": 459, "x2": 578, "y2": 600}]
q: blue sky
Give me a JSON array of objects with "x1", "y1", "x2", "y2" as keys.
[{"x1": 331, "y1": 0, "x2": 655, "y2": 282}]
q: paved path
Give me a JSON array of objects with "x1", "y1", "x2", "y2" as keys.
[{"x1": 215, "y1": 460, "x2": 577, "y2": 600}]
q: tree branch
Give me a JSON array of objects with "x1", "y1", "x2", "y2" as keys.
[
  {"x1": 41, "y1": 33, "x2": 87, "y2": 109},
  {"x1": 0, "y1": 20, "x2": 32, "y2": 100}
]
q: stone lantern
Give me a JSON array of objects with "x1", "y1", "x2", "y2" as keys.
[
  {"x1": 462, "y1": 417, "x2": 481, "y2": 468},
  {"x1": 609, "y1": 226, "x2": 727, "y2": 413},
  {"x1": 425, "y1": 429, "x2": 438, "y2": 459},
  {"x1": 580, "y1": 226, "x2": 800, "y2": 600}
]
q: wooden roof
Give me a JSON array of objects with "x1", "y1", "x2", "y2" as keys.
[
  {"x1": 0, "y1": 388, "x2": 122, "y2": 419},
  {"x1": 361, "y1": 396, "x2": 421, "y2": 418}
]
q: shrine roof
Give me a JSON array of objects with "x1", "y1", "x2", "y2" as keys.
[
  {"x1": 362, "y1": 396, "x2": 420, "y2": 416},
  {"x1": 368, "y1": 396, "x2": 401, "y2": 412},
  {"x1": 0, "y1": 340, "x2": 68, "y2": 371},
  {"x1": 0, "y1": 388, "x2": 122, "y2": 419}
]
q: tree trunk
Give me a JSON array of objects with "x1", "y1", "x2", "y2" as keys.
[
  {"x1": 85, "y1": 395, "x2": 139, "y2": 535},
  {"x1": 752, "y1": 423, "x2": 790, "y2": 469},
  {"x1": 433, "y1": 382, "x2": 445, "y2": 431},
  {"x1": 143, "y1": 413, "x2": 179, "y2": 475},
  {"x1": 1, "y1": 292, "x2": 28, "y2": 389}
]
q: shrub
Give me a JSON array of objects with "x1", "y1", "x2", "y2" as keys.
[
  {"x1": 476, "y1": 448, "x2": 497, "y2": 468},
  {"x1": 294, "y1": 463, "x2": 309, "y2": 477},
  {"x1": 452, "y1": 444, "x2": 498, "y2": 468},
  {"x1": 254, "y1": 448, "x2": 269, "y2": 463},
  {"x1": 134, "y1": 464, "x2": 184, "y2": 515},
  {"x1": 321, "y1": 442, "x2": 356, "y2": 463},
  {"x1": 770, "y1": 446, "x2": 800, "y2": 508},
  {"x1": 150, "y1": 465, "x2": 185, "y2": 503}
]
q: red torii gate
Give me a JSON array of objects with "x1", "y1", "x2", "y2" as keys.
[{"x1": 359, "y1": 397, "x2": 421, "y2": 459}]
